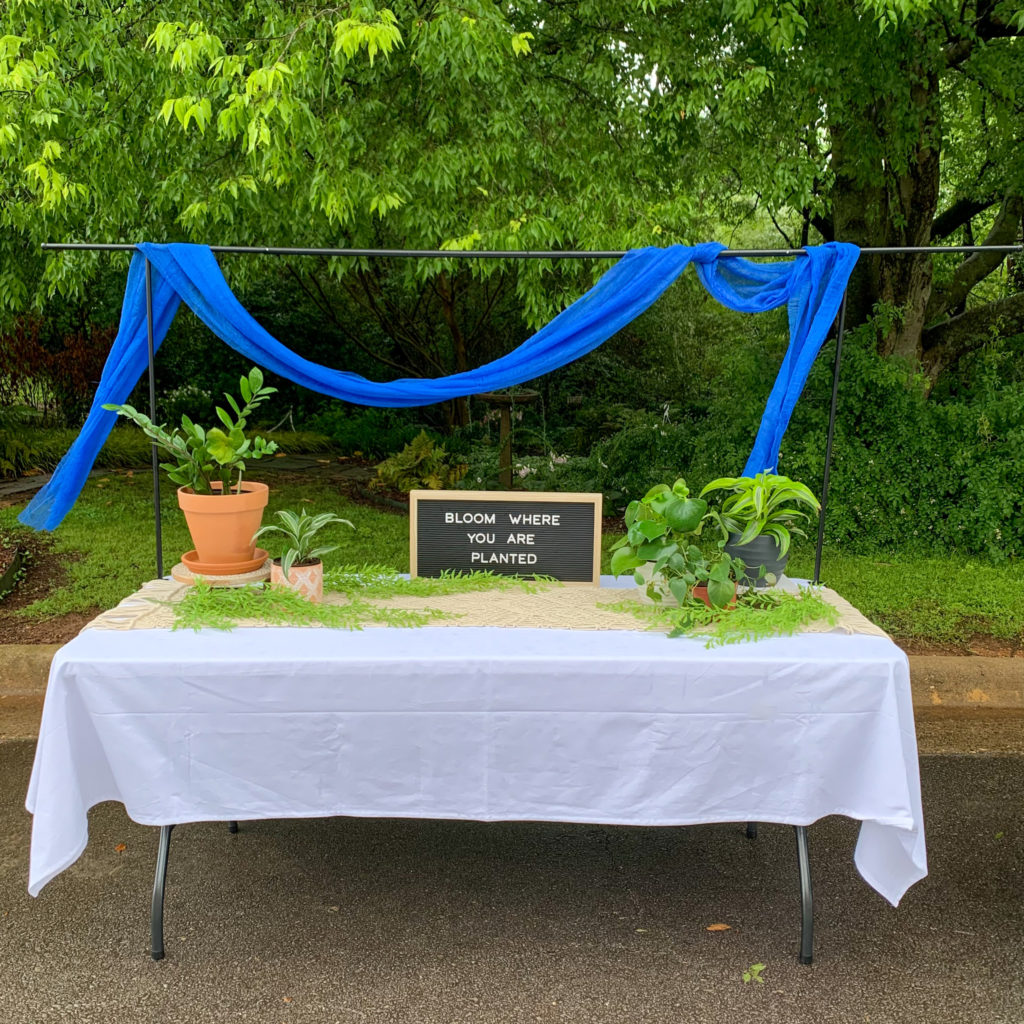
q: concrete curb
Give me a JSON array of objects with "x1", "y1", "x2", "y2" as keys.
[
  {"x1": 910, "y1": 655, "x2": 1023, "y2": 707},
  {"x1": 1, "y1": 645, "x2": 1021, "y2": 745},
  {"x1": 0, "y1": 645, "x2": 59, "y2": 697}
]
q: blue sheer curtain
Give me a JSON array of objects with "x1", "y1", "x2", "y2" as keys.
[{"x1": 20, "y1": 241, "x2": 858, "y2": 530}]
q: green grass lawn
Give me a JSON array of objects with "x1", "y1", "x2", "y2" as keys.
[
  {"x1": 1, "y1": 471, "x2": 408, "y2": 617},
  {"x1": 3, "y1": 472, "x2": 1023, "y2": 650},
  {"x1": 785, "y1": 550, "x2": 1024, "y2": 647}
]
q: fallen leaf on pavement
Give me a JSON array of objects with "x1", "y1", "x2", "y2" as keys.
[
  {"x1": 706, "y1": 923, "x2": 731, "y2": 931},
  {"x1": 114, "y1": 843, "x2": 127, "y2": 853}
]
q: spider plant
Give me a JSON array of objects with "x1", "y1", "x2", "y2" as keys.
[
  {"x1": 253, "y1": 508, "x2": 354, "y2": 580},
  {"x1": 700, "y1": 471, "x2": 820, "y2": 557}
]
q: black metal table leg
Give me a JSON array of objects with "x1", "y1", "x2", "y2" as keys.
[
  {"x1": 745, "y1": 822, "x2": 758, "y2": 840},
  {"x1": 151, "y1": 824, "x2": 174, "y2": 961},
  {"x1": 795, "y1": 825, "x2": 813, "y2": 964}
]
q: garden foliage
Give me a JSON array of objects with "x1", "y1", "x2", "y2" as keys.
[{"x1": 375, "y1": 431, "x2": 468, "y2": 492}]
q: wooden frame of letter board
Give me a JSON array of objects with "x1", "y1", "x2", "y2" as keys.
[{"x1": 409, "y1": 490, "x2": 603, "y2": 585}]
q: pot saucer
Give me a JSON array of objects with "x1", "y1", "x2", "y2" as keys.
[
  {"x1": 170, "y1": 560, "x2": 271, "y2": 587},
  {"x1": 180, "y1": 548, "x2": 269, "y2": 576}
]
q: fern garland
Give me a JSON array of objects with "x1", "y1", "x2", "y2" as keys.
[
  {"x1": 173, "y1": 566, "x2": 556, "y2": 632},
  {"x1": 172, "y1": 564, "x2": 835, "y2": 644},
  {"x1": 173, "y1": 580, "x2": 451, "y2": 632},
  {"x1": 601, "y1": 587, "x2": 839, "y2": 648},
  {"x1": 322, "y1": 565, "x2": 555, "y2": 597}
]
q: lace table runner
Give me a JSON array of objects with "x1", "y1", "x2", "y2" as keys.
[{"x1": 83, "y1": 578, "x2": 890, "y2": 639}]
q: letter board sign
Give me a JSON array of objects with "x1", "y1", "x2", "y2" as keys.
[{"x1": 409, "y1": 490, "x2": 602, "y2": 584}]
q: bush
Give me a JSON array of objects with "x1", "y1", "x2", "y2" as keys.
[
  {"x1": 375, "y1": 431, "x2": 468, "y2": 491},
  {"x1": 510, "y1": 315, "x2": 1024, "y2": 560},
  {"x1": 679, "y1": 328, "x2": 1024, "y2": 560},
  {"x1": 10, "y1": 427, "x2": 335, "y2": 476},
  {"x1": 0, "y1": 317, "x2": 114, "y2": 427},
  {"x1": 0, "y1": 409, "x2": 41, "y2": 479},
  {"x1": 307, "y1": 405, "x2": 426, "y2": 458}
]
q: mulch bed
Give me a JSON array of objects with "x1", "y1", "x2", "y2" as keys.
[{"x1": 0, "y1": 534, "x2": 97, "y2": 645}]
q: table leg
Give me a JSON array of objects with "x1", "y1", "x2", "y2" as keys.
[
  {"x1": 795, "y1": 825, "x2": 813, "y2": 965},
  {"x1": 150, "y1": 824, "x2": 174, "y2": 961},
  {"x1": 228, "y1": 821, "x2": 239, "y2": 834},
  {"x1": 745, "y1": 822, "x2": 758, "y2": 840}
]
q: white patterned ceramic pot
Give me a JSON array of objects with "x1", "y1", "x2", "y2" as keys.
[
  {"x1": 634, "y1": 562, "x2": 678, "y2": 605},
  {"x1": 270, "y1": 559, "x2": 323, "y2": 603}
]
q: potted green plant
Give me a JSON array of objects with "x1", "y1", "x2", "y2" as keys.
[
  {"x1": 609, "y1": 479, "x2": 744, "y2": 609},
  {"x1": 254, "y1": 508, "x2": 354, "y2": 603},
  {"x1": 103, "y1": 367, "x2": 279, "y2": 570},
  {"x1": 700, "y1": 471, "x2": 821, "y2": 587}
]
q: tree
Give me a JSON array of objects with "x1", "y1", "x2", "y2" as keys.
[
  {"x1": 1, "y1": 7, "x2": 684, "y2": 307},
  {"x1": 1, "y1": 0, "x2": 703, "y2": 423},
  {"x1": 2, "y1": 0, "x2": 1022, "y2": 390},
  {"x1": 634, "y1": 0, "x2": 1024, "y2": 381}
]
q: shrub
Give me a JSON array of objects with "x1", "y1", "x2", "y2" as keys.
[
  {"x1": 680, "y1": 328, "x2": 1024, "y2": 560},
  {"x1": 375, "y1": 431, "x2": 468, "y2": 491},
  {"x1": 0, "y1": 317, "x2": 114, "y2": 427},
  {"x1": 0, "y1": 409, "x2": 41, "y2": 479},
  {"x1": 307, "y1": 405, "x2": 425, "y2": 458}
]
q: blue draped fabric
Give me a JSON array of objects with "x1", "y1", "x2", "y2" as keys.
[{"x1": 20, "y1": 240, "x2": 858, "y2": 530}]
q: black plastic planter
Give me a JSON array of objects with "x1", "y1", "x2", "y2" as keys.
[{"x1": 724, "y1": 534, "x2": 788, "y2": 587}]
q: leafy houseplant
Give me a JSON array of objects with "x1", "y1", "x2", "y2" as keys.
[
  {"x1": 700, "y1": 471, "x2": 821, "y2": 586},
  {"x1": 254, "y1": 508, "x2": 354, "y2": 603},
  {"x1": 609, "y1": 479, "x2": 744, "y2": 609},
  {"x1": 103, "y1": 368, "x2": 280, "y2": 569}
]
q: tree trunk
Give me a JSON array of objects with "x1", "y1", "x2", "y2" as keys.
[
  {"x1": 829, "y1": 71, "x2": 942, "y2": 365},
  {"x1": 436, "y1": 272, "x2": 471, "y2": 429},
  {"x1": 877, "y1": 71, "x2": 942, "y2": 363},
  {"x1": 827, "y1": 121, "x2": 884, "y2": 329}
]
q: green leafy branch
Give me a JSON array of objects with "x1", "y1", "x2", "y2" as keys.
[
  {"x1": 323, "y1": 565, "x2": 556, "y2": 597},
  {"x1": 602, "y1": 587, "x2": 839, "y2": 647},
  {"x1": 172, "y1": 579, "x2": 452, "y2": 632},
  {"x1": 103, "y1": 367, "x2": 278, "y2": 495}
]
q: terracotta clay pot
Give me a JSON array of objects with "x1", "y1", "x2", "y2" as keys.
[
  {"x1": 692, "y1": 582, "x2": 737, "y2": 610},
  {"x1": 270, "y1": 558, "x2": 323, "y2": 603},
  {"x1": 177, "y1": 481, "x2": 269, "y2": 566}
]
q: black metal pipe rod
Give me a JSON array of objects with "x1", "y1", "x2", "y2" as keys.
[
  {"x1": 813, "y1": 290, "x2": 848, "y2": 586},
  {"x1": 144, "y1": 259, "x2": 164, "y2": 579},
  {"x1": 39, "y1": 242, "x2": 1024, "y2": 258},
  {"x1": 795, "y1": 825, "x2": 814, "y2": 965},
  {"x1": 150, "y1": 823, "x2": 173, "y2": 961}
]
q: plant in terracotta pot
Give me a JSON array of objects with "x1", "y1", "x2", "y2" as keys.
[
  {"x1": 254, "y1": 508, "x2": 354, "y2": 603},
  {"x1": 103, "y1": 368, "x2": 279, "y2": 571},
  {"x1": 700, "y1": 471, "x2": 821, "y2": 587},
  {"x1": 609, "y1": 478, "x2": 744, "y2": 609}
]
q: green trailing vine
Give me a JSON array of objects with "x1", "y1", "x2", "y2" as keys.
[
  {"x1": 322, "y1": 565, "x2": 556, "y2": 597},
  {"x1": 173, "y1": 566, "x2": 557, "y2": 631},
  {"x1": 602, "y1": 587, "x2": 839, "y2": 648},
  {"x1": 173, "y1": 580, "x2": 452, "y2": 632},
  {"x1": 170, "y1": 565, "x2": 834, "y2": 643}
]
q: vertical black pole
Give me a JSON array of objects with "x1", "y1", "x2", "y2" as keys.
[
  {"x1": 145, "y1": 258, "x2": 164, "y2": 579},
  {"x1": 813, "y1": 291, "x2": 847, "y2": 586},
  {"x1": 795, "y1": 825, "x2": 814, "y2": 965},
  {"x1": 150, "y1": 824, "x2": 173, "y2": 960}
]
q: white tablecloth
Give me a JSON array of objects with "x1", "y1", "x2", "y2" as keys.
[{"x1": 26, "y1": 598, "x2": 926, "y2": 905}]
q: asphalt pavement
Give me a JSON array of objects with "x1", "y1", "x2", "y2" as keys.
[{"x1": 1, "y1": 742, "x2": 1023, "y2": 1024}]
